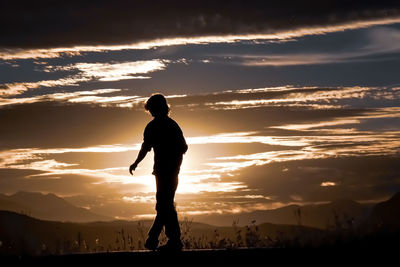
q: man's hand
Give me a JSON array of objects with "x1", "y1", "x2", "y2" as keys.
[{"x1": 129, "y1": 163, "x2": 138, "y2": 175}]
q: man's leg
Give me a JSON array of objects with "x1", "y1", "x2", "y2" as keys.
[
  {"x1": 145, "y1": 179, "x2": 169, "y2": 250},
  {"x1": 146, "y1": 203, "x2": 164, "y2": 250},
  {"x1": 158, "y1": 175, "x2": 182, "y2": 249},
  {"x1": 164, "y1": 202, "x2": 182, "y2": 244}
]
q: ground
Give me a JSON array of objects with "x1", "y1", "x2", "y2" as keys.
[{"x1": 3, "y1": 247, "x2": 396, "y2": 266}]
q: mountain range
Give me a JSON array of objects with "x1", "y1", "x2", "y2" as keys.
[
  {"x1": 0, "y1": 191, "x2": 398, "y2": 229},
  {"x1": 0, "y1": 191, "x2": 111, "y2": 222}
]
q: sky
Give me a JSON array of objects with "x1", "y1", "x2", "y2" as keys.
[{"x1": 1, "y1": 1, "x2": 400, "y2": 222}]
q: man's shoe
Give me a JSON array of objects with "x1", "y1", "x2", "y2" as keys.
[{"x1": 144, "y1": 237, "x2": 158, "y2": 251}]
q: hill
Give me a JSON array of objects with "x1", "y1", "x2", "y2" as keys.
[
  {"x1": 0, "y1": 191, "x2": 112, "y2": 222},
  {"x1": 368, "y1": 192, "x2": 400, "y2": 229},
  {"x1": 0, "y1": 210, "x2": 323, "y2": 256}
]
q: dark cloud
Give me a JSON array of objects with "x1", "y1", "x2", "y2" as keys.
[
  {"x1": 0, "y1": 101, "x2": 148, "y2": 149},
  {"x1": 0, "y1": 170, "x2": 98, "y2": 195},
  {"x1": 234, "y1": 156, "x2": 400, "y2": 203},
  {"x1": 0, "y1": 169, "x2": 151, "y2": 198},
  {"x1": 96, "y1": 55, "x2": 400, "y2": 93},
  {"x1": 173, "y1": 105, "x2": 365, "y2": 135},
  {"x1": 1, "y1": 0, "x2": 399, "y2": 48}
]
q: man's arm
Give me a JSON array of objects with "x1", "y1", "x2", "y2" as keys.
[{"x1": 129, "y1": 143, "x2": 150, "y2": 175}]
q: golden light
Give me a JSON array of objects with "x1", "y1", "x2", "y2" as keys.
[{"x1": 321, "y1": 181, "x2": 337, "y2": 187}]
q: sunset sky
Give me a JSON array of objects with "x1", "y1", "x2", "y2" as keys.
[{"x1": 1, "y1": 1, "x2": 400, "y2": 222}]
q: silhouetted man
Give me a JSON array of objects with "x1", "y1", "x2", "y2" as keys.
[{"x1": 129, "y1": 93, "x2": 188, "y2": 251}]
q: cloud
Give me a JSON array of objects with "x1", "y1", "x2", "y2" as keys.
[
  {"x1": 199, "y1": 86, "x2": 399, "y2": 110},
  {"x1": 0, "y1": 101, "x2": 149, "y2": 148},
  {"x1": 366, "y1": 26, "x2": 400, "y2": 52},
  {"x1": 0, "y1": 87, "x2": 186, "y2": 108},
  {"x1": 0, "y1": 146, "x2": 155, "y2": 194},
  {"x1": 0, "y1": 170, "x2": 134, "y2": 197},
  {"x1": 0, "y1": 88, "x2": 124, "y2": 106},
  {"x1": 0, "y1": 0, "x2": 399, "y2": 50},
  {"x1": 4, "y1": 105, "x2": 397, "y2": 197},
  {"x1": 271, "y1": 118, "x2": 360, "y2": 130},
  {"x1": 0, "y1": 60, "x2": 168, "y2": 98},
  {"x1": 0, "y1": 77, "x2": 89, "y2": 97},
  {"x1": 197, "y1": 107, "x2": 400, "y2": 180},
  {"x1": 2, "y1": 17, "x2": 400, "y2": 60},
  {"x1": 1, "y1": 86, "x2": 398, "y2": 149},
  {"x1": 221, "y1": 52, "x2": 368, "y2": 67},
  {"x1": 52, "y1": 60, "x2": 168, "y2": 81},
  {"x1": 236, "y1": 155, "x2": 400, "y2": 203},
  {"x1": 211, "y1": 27, "x2": 400, "y2": 67},
  {"x1": 187, "y1": 132, "x2": 307, "y2": 147}
]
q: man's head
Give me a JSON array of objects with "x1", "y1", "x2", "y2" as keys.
[{"x1": 145, "y1": 93, "x2": 170, "y2": 117}]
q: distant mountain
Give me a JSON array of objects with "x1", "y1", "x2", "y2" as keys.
[
  {"x1": 59, "y1": 192, "x2": 374, "y2": 227},
  {"x1": 192, "y1": 199, "x2": 373, "y2": 229},
  {"x1": 369, "y1": 192, "x2": 400, "y2": 228},
  {"x1": 0, "y1": 191, "x2": 112, "y2": 222},
  {"x1": 0, "y1": 191, "x2": 391, "y2": 229}
]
